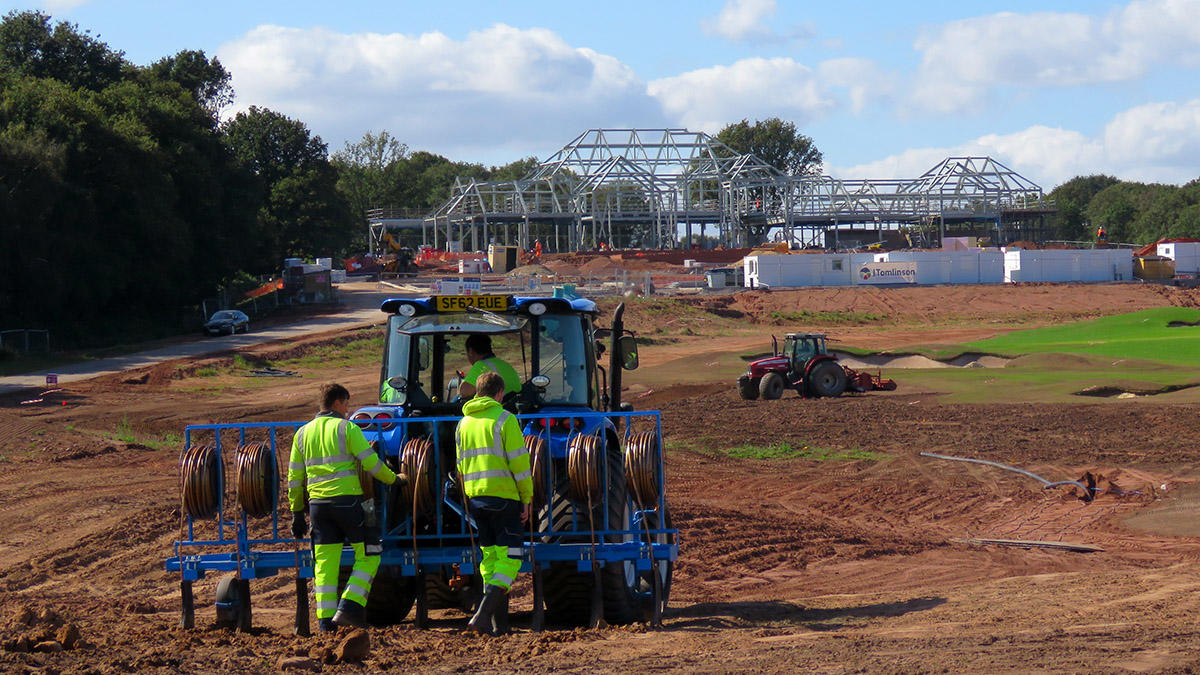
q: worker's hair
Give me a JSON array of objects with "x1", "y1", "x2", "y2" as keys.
[
  {"x1": 476, "y1": 372, "x2": 505, "y2": 400},
  {"x1": 465, "y1": 334, "x2": 493, "y2": 356},
  {"x1": 320, "y1": 383, "x2": 350, "y2": 410}
]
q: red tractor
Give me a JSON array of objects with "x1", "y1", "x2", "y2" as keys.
[{"x1": 737, "y1": 333, "x2": 896, "y2": 400}]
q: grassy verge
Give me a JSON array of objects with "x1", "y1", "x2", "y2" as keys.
[
  {"x1": 960, "y1": 307, "x2": 1200, "y2": 366},
  {"x1": 895, "y1": 361, "x2": 1200, "y2": 403},
  {"x1": 671, "y1": 439, "x2": 887, "y2": 461},
  {"x1": 767, "y1": 310, "x2": 887, "y2": 325}
]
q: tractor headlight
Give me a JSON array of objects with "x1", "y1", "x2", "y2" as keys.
[
  {"x1": 397, "y1": 303, "x2": 417, "y2": 317},
  {"x1": 528, "y1": 302, "x2": 546, "y2": 316}
]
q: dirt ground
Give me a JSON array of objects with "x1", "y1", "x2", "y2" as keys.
[{"x1": 6, "y1": 282, "x2": 1200, "y2": 672}]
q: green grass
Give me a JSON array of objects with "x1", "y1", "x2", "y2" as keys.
[
  {"x1": 961, "y1": 307, "x2": 1200, "y2": 366},
  {"x1": 768, "y1": 310, "x2": 887, "y2": 325},
  {"x1": 194, "y1": 367, "x2": 219, "y2": 377},
  {"x1": 277, "y1": 336, "x2": 383, "y2": 369},
  {"x1": 113, "y1": 416, "x2": 136, "y2": 444},
  {"x1": 893, "y1": 359, "x2": 1200, "y2": 403},
  {"x1": 671, "y1": 440, "x2": 886, "y2": 461}
]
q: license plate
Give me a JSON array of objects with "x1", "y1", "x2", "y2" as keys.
[{"x1": 433, "y1": 295, "x2": 511, "y2": 312}]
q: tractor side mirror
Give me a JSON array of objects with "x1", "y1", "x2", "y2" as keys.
[
  {"x1": 617, "y1": 336, "x2": 639, "y2": 370},
  {"x1": 384, "y1": 376, "x2": 408, "y2": 405}
]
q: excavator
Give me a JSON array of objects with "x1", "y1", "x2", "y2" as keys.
[{"x1": 380, "y1": 232, "x2": 419, "y2": 277}]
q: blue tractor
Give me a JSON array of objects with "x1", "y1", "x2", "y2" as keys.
[{"x1": 169, "y1": 294, "x2": 676, "y2": 632}]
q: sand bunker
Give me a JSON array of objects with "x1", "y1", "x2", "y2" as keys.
[{"x1": 834, "y1": 352, "x2": 1009, "y2": 369}]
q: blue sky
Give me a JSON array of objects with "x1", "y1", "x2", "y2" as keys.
[{"x1": 8, "y1": 0, "x2": 1200, "y2": 189}]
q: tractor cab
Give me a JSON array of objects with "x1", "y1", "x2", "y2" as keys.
[
  {"x1": 375, "y1": 297, "x2": 598, "y2": 415},
  {"x1": 354, "y1": 294, "x2": 640, "y2": 462},
  {"x1": 782, "y1": 333, "x2": 828, "y2": 374}
]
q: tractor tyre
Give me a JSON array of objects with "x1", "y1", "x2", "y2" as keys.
[
  {"x1": 422, "y1": 571, "x2": 480, "y2": 614},
  {"x1": 365, "y1": 571, "x2": 418, "y2": 626},
  {"x1": 542, "y1": 436, "x2": 641, "y2": 626},
  {"x1": 737, "y1": 375, "x2": 760, "y2": 400},
  {"x1": 807, "y1": 361, "x2": 848, "y2": 398},
  {"x1": 759, "y1": 372, "x2": 785, "y2": 400},
  {"x1": 214, "y1": 574, "x2": 250, "y2": 631}
]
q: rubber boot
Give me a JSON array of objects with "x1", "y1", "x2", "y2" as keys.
[
  {"x1": 332, "y1": 599, "x2": 368, "y2": 629},
  {"x1": 467, "y1": 586, "x2": 505, "y2": 635},
  {"x1": 491, "y1": 593, "x2": 509, "y2": 636},
  {"x1": 317, "y1": 617, "x2": 336, "y2": 633}
]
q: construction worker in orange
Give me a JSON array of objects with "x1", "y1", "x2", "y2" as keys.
[
  {"x1": 533, "y1": 239, "x2": 543, "y2": 260},
  {"x1": 1097, "y1": 225, "x2": 1108, "y2": 247}
]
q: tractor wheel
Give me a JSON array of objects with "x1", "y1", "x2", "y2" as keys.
[
  {"x1": 542, "y1": 437, "x2": 641, "y2": 626},
  {"x1": 365, "y1": 571, "x2": 418, "y2": 626},
  {"x1": 759, "y1": 372, "x2": 785, "y2": 400},
  {"x1": 807, "y1": 361, "x2": 848, "y2": 398},
  {"x1": 214, "y1": 574, "x2": 252, "y2": 632},
  {"x1": 737, "y1": 375, "x2": 760, "y2": 400},
  {"x1": 422, "y1": 571, "x2": 480, "y2": 614}
]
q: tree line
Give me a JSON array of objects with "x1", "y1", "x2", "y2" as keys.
[
  {"x1": 1048, "y1": 175, "x2": 1200, "y2": 244},
  {"x1": 0, "y1": 11, "x2": 537, "y2": 347}
]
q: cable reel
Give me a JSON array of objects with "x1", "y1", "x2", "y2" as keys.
[
  {"x1": 235, "y1": 443, "x2": 277, "y2": 518},
  {"x1": 396, "y1": 437, "x2": 433, "y2": 517},
  {"x1": 623, "y1": 432, "x2": 661, "y2": 509},
  {"x1": 181, "y1": 444, "x2": 222, "y2": 519},
  {"x1": 567, "y1": 433, "x2": 605, "y2": 505},
  {"x1": 524, "y1": 435, "x2": 548, "y2": 507}
]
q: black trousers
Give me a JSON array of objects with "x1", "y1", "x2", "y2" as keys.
[
  {"x1": 468, "y1": 496, "x2": 523, "y2": 547},
  {"x1": 310, "y1": 495, "x2": 380, "y2": 550}
]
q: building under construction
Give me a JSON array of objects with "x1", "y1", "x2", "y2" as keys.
[{"x1": 369, "y1": 128, "x2": 1055, "y2": 253}]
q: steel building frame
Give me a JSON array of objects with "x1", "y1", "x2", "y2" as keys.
[{"x1": 414, "y1": 129, "x2": 1053, "y2": 251}]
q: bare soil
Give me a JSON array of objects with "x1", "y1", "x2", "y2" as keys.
[{"x1": 5, "y1": 282, "x2": 1200, "y2": 672}]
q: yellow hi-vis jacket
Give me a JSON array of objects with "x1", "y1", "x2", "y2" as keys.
[
  {"x1": 455, "y1": 396, "x2": 531, "y2": 503},
  {"x1": 287, "y1": 412, "x2": 397, "y2": 511}
]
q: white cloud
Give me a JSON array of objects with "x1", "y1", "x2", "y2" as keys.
[
  {"x1": 701, "y1": 0, "x2": 814, "y2": 43},
  {"x1": 40, "y1": 0, "x2": 90, "y2": 11},
  {"x1": 834, "y1": 99, "x2": 1200, "y2": 187},
  {"x1": 218, "y1": 24, "x2": 667, "y2": 160},
  {"x1": 816, "y1": 58, "x2": 893, "y2": 114},
  {"x1": 912, "y1": 0, "x2": 1200, "y2": 112},
  {"x1": 648, "y1": 57, "x2": 878, "y2": 132}
]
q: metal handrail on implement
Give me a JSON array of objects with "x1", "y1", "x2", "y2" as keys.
[{"x1": 165, "y1": 410, "x2": 677, "y2": 625}]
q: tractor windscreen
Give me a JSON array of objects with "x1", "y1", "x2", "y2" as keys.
[{"x1": 536, "y1": 314, "x2": 589, "y2": 406}]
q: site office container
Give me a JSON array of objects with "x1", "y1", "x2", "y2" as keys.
[
  {"x1": 1003, "y1": 249, "x2": 1133, "y2": 283},
  {"x1": 870, "y1": 250, "x2": 1004, "y2": 285},
  {"x1": 743, "y1": 253, "x2": 874, "y2": 288},
  {"x1": 1157, "y1": 242, "x2": 1200, "y2": 275}
]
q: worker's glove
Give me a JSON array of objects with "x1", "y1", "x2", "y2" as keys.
[
  {"x1": 393, "y1": 472, "x2": 410, "y2": 487},
  {"x1": 290, "y1": 511, "x2": 308, "y2": 539}
]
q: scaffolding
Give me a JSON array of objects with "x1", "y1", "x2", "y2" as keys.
[{"x1": 405, "y1": 129, "x2": 1054, "y2": 252}]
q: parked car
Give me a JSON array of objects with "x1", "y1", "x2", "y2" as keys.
[{"x1": 204, "y1": 310, "x2": 250, "y2": 336}]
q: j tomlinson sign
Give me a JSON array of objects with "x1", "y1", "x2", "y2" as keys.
[{"x1": 858, "y1": 261, "x2": 918, "y2": 284}]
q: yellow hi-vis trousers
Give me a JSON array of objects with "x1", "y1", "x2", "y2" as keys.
[{"x1": 313, "y1": 542, "x2": 379, "y2": 619}]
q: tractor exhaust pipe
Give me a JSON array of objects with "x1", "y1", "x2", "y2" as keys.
[{"x1": 609, "y1": 303, "x2": 625, "y2": 412}]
